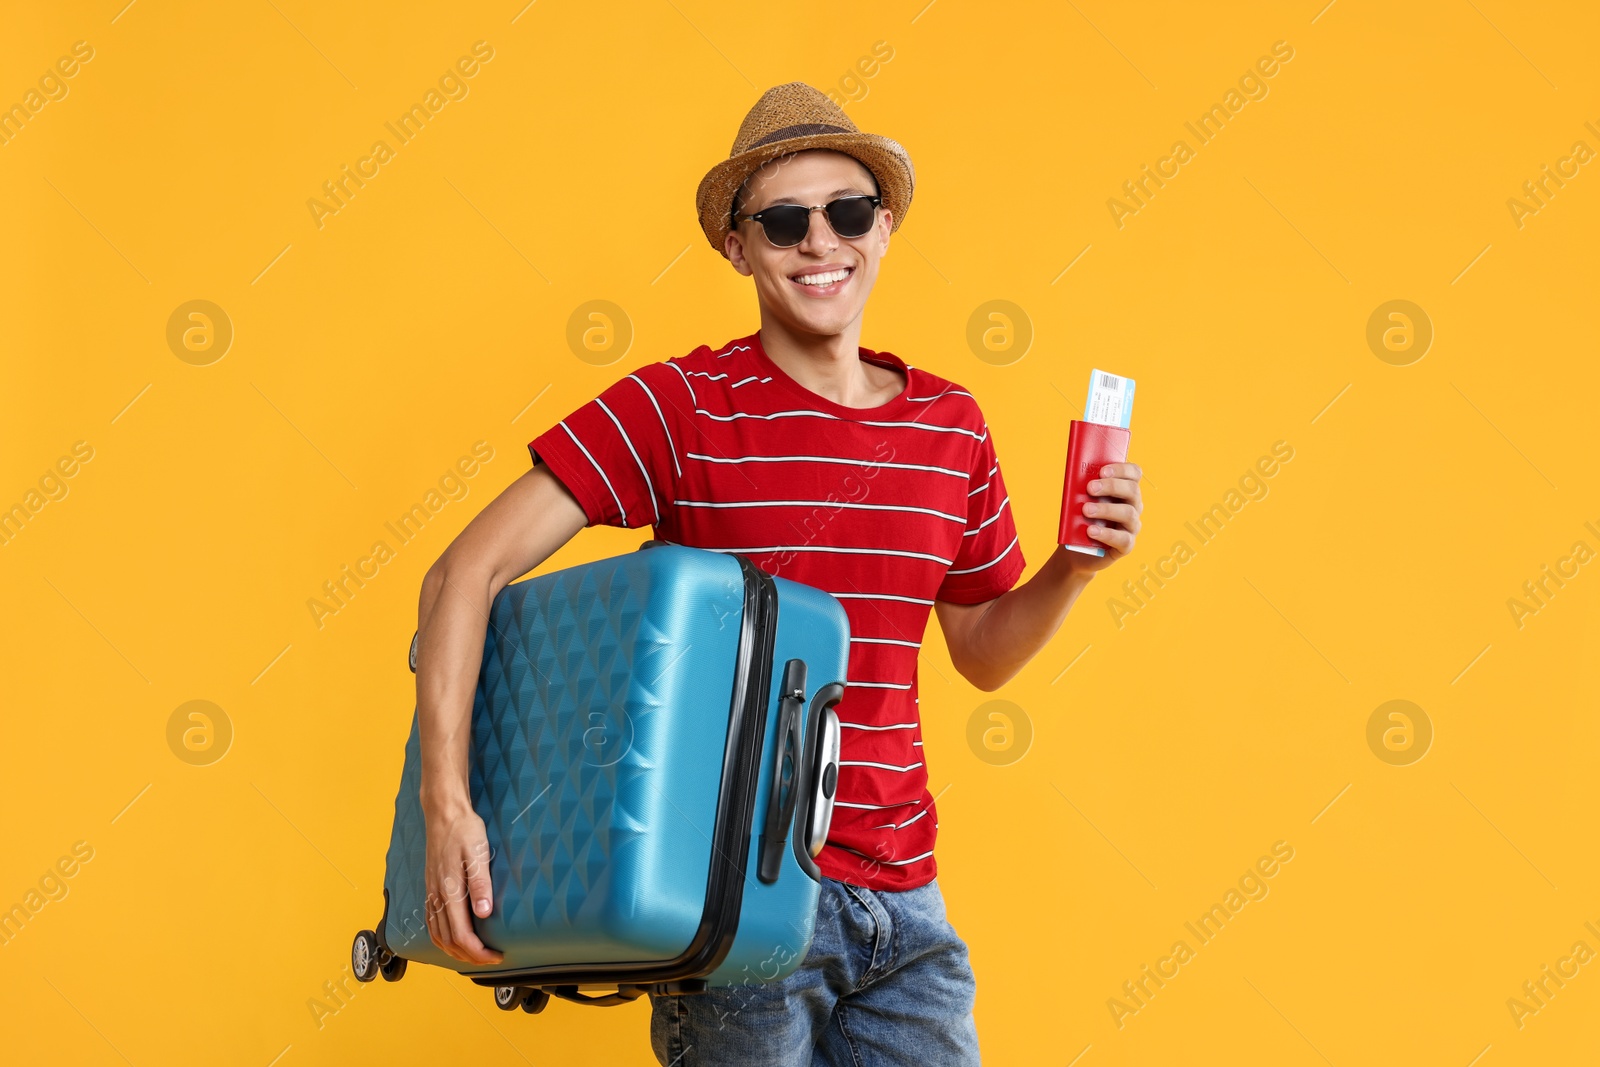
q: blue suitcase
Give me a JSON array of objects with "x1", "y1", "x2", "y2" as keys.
[{"x1": 350, "y1": 540, "x2": 849, "y2": 1014}]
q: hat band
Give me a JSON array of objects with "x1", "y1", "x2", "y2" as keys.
[{"x1": 744, "y1": 122, "x2": 852, "y2": 150}]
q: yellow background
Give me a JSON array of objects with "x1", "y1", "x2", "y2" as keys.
[{"x1": 3, "y1": 0, "x2": 1597, "y2": 1063}]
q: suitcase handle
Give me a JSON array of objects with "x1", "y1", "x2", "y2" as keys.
[
  {"x1": 796, "y1": 682, "x2": 844, "y2": 867},
  {"x1": 757, "y1": 659, "x2": 808, "y2": 884}
]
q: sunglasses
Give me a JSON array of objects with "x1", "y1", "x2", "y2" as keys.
[{"x1": 732, "y1": 194, "x2": 882, "y2": 248}]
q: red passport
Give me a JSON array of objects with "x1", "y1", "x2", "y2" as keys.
[{"x1": 1058, "y1": 419, "x2": 1131, "y2": 555}]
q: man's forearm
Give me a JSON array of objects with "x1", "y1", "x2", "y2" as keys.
[
  {"x1": 410, "y1": 465, "x2": 590, "y2": 819},
  {"x1": 416, "y1": 561, "x2": 493, "y2": 816},
  {"x1": 958, "y1": 546, "x2": 1096, "y2": 691}
]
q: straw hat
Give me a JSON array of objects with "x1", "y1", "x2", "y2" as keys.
[{"x1": 695, "y1": 82, "x2": 915, "y2": 258}]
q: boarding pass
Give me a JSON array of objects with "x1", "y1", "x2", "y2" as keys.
[{"x1": 1083, "y1": 368, "x2": 1136, "y2": 429}]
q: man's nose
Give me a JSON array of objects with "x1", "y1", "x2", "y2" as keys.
[{"x1": 799, "y1": 207, "x2": 837, "y2": 252}]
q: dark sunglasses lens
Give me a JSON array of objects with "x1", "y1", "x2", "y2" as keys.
[
  {"x1": 760, "y1": 206, "x2": 811, "y2": 246},
  {"x1": 826, "y1": 197, "x2": 877, "y2": 237}
]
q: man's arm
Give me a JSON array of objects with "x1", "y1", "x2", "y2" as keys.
[
  {"x1": 936, "y1": 462, "x2": 1142, "y2": 691},
  {"x1": 414, "y1": 461, "x2": 588, "y2": 964}
]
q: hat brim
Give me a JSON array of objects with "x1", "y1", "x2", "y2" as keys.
[{"x1": 696, "y1": 132, "x2": 914, "y2": 259}]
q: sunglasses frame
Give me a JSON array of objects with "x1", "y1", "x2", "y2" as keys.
[{"x1": 732, "y1": 194, "x2": 883, "y2": 248}]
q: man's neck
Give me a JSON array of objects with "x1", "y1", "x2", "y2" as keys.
[{"x1": 758, "y1": 316, "x2": 902, "y2": 409}]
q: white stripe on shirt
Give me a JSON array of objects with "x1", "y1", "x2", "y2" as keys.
[
  {"x1": 967, "y1": 461, "x2": 1001, "y2": 497},
  {"x1": 946, "y1": 533, "x2": 1020, "y2": 574},
  {"x1": 964, "y1": 495, "x2": 1011, "y2": 536},
  {"x1": 596, "y1": 398, "x2": 658, "y2": 525},
  {"x1": 840, "y1": 759, "x2": 925, "y2": 772},
  {"x1": 673, "y1": 498, "x2": 965, "y2": 524},
  {"x1": 833, "y1": 843, "x2": 935, "y2": 866},
  {"x1": 687, "y1": 405, "x2": 983, "y2": 440},
  {"x1": 627, "y1": 373, "x2": 682, "y2": 480},
  {"x1": 880, "y1": 850, "x2": 935, "y2": 866},
  {"x1": 665, "y1": 360, "x2": 699, "y2": 407},
  {"x1": 687, "y1": 452, "x2": 968, "y2": 478},
  {"x1": 832, "y1": 799, "x2": 919, "y2": 810},
  {"x1": 560, "y1": 421, "x2": 627, "y2": 525},
  {"x1": 703, "y1": 544, "x2": 955, "y2": 566},
  {"x1": 871, "y1": 807, "x2": 931, "y2": 831}
]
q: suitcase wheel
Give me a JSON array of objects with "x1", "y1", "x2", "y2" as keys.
[
  {"x1": 493, "y1": 985, "x2": 548, "y2": 1013},
  {"x1": 380, "y1": 953, "x2": 407, "y2": 982},
  {"x1": 351, "y1": 930, "x2": 380, "y2": 982}
]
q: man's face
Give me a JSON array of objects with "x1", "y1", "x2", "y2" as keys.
[{"x1": 725, "y1": 149, "x2": 891, "y2": 339}]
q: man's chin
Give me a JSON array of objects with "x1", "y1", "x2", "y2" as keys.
[
  {"x1": 753, "y1": 284, "x2": 842, "y2": 328},
  {"x1": 781, "y1": 303, "x2": 862, "y2": 340}
]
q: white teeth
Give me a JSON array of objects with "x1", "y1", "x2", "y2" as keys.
[{"x1": 794, "y1": 268, "x2": 850, "y2": 286}]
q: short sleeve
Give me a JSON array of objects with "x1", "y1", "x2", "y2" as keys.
[
  {"x1": 936, "y1": 419, "x2": 1026, "y2": 604},
  {"x1": 527, "y1": 362, "x2": 686, "y2": 529}
]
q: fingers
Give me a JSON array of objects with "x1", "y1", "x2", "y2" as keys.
[
  {"x1": 1083, "y1": 499, "x2": 1140, "y2": 533},
  {"x1": 1085, "y1": 462, "x2": 1141, "y2": 556},
  {"x1": 1099, "y1": 462, "x2": 1142, "y2": 482},
  {"x1": 1087, "y1": 522, "x2": 1136, "y2": 552},
  {"x1": 1088, "y1": 476, "x2": 1141, "y2": 504},
  {"x1": 442, "y1": 888, "x2": 503, "y2": 964},
  {"x1": 465, "y1": 841, "x2": 495, "y2": 921},
  {"x1": 427, "y1": 874, "x2": 503, "y2": 964},
  {"x1": 424, "y1": 869, "x2": 465, "y2": 960},
  {"x1": 425, "y1": 847, "x2": 504, "y2": 964},
  {"x1": 425, "y1": 885, "x2": 454, "y2": 958}
]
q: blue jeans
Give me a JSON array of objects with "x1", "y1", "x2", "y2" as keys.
[{"x1": 649, "y1": 876, "x2": 980, "y2": 1065}]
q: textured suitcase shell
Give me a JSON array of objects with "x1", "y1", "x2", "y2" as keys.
[{"x1": 377, "y1": 543, "x2": 849, "y2": 992}]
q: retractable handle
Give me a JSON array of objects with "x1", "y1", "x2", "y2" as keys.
[
  {"x1": 797, "y1": 683, "x2": 844, "y2": 866},
  {"x1": 757, "y1": 658, "x2": 808, "y2": 884}
]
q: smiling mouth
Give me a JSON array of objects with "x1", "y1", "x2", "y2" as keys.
[{"x1": 789, "y1": 266, "x2": 854, "y2": 292}]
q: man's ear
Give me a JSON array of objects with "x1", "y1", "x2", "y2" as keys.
[{"x1": 725, "y1": 228, "x2": 754, "y2": 277}]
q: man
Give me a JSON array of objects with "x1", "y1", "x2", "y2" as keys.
[{"x1": 412, "y1": 82, "x2": 1143, "y2": 1064}]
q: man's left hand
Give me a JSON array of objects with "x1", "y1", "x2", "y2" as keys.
[{"x1": 1065, "y1": 462, "x2": 1143, "y2": 574}]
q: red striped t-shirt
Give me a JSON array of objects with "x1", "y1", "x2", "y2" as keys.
[{"x1": 526, "y1": 329, "x2": 1025, "y2": 891}]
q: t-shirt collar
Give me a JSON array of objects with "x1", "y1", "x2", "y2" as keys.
[{"x1": 746, "y1": 329, "x2": 912, "y2": 420}]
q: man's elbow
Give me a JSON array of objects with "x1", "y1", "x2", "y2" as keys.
[
  {"x1": 942, "y1": 604, "x2": 1014, "y2": 692},
  {"x1": 968, "y1": 669, "x2": 1012, "y2": 693},
  {"x1": 422, "y1": 547, "x2": 482, "y2": 610},
  {"x1": 951, "y1": 652, "x2": 1009, "y2": 693},
  {"x1": 420, "y1": 555, "x2": 447, "y2": 607}
]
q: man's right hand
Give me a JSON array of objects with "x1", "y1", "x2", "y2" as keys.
[{"x1": 423, "y1": 802, "x2": 505, "y2": 965}]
